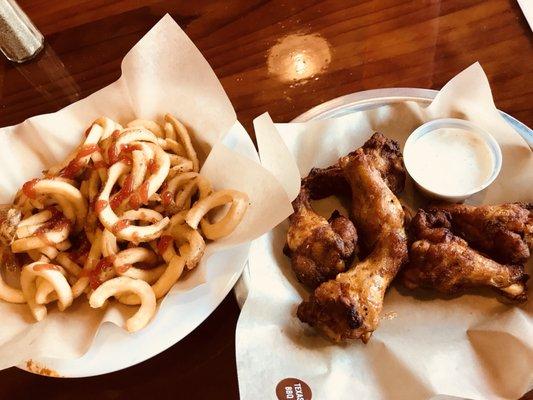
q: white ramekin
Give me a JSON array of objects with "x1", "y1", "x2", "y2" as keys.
[{"x1": 403, "y1": 118, "x2": 502, "y2": 203}]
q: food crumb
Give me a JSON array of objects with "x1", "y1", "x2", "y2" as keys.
[
  {"x1": 25, "y1": 360, "x2": 60, "y2": 377},
  {"x1": 381, "y1": 311, "x2": 397, "y2": 320}
]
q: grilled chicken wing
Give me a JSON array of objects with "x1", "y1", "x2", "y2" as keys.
[
  {"x1": 301, "y1": 164, "x2": 351, "y2": 200},
  {"x1": 346, "y1": 134, "x2": 406, "y2": 252},
  {"x1": 297, "y1": 146, "x2": 408, "y2": 342},
  {"x1": 429, "y1": 203, "x2": 533, "y2": 264},
  {"x1": 403, "y1": 210, "x2": 528, "y2": 301},
  {"x1": 285, "y1": 186, "x2": 357, "y2": 288},
  {"x1": 360, "y1": 132, "x2": 406, "y2": 196},
  {"x1": 302, "y1": 132, "x2": 406, "y2": 201}
]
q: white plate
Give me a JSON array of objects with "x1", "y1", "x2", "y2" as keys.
[{"x1": 18, "y1": 123, "x2": 258, "y2": 378}]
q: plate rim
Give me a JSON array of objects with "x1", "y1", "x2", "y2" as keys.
[{"x1": 291, "y1": 87, "x2": 533, "y2": 146}]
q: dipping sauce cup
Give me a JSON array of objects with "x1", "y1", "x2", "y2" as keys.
[{"x1": 404, "y1": 118, "x2": 502, "y2": 203}]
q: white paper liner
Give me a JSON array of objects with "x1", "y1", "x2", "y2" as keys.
[
  {"x1": 0, "y1": 15, "x2": 293, "y2": 371},
  {"x1": 237, "y1": 63, "x2": 533, "y2": 400}
]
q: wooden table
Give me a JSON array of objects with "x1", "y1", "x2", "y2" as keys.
[{"x1": 0, "y1": 1, "x2": 531, "y2": 399}]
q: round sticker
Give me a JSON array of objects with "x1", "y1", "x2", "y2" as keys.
[{"x1": 276, "y1": 377, "x2": 312, "y2": 400}]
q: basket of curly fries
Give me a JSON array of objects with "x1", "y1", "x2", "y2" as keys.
[{"x1": 0, "y1": 15, "x2": 292, "y2": 373}]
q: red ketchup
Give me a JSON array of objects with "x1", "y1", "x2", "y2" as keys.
[
  {"x1": 34, "y1": 263, "x2": 61, "y2": 272},
  {"x1": 129, "y1": 181, "x2": 149, "y2": 210},
  {"x1": 78, "y1": 144, "x2": 101, "y2": 158},
  {"x1": 157, "y1": 235, "x2": 173, "y2": 254},
  {"x1": 94, "y1": 200, "x2": 108, "y2": 213},
  {"x1": 84, "y1": 125, "x2": 93, "y2": 137},
  {"x1": 22, "y1": 179, "x2": 40, "y2": 199},
  {"x1": 161, "y1": 190, "x2": 173, "y2": 206},
  {"x1": 121, "y1": 143, "x2": 141, "y2": 154},
  {"x1": 60, "y1": 144, "x2": 100, "y2": 178},
  {"x1": 108, "y1": 136, "x2": 140, "y2": 166},
  {"x1": 108, "y1": 145, "x2": 120, "y2": 165},
  {"x1": 111, "y1": 219, "x2": 130, "y2": 234},
  {"x1": 89, "y1": 256, "x2": 116, "y2": 289},
  {"x1": 138, "y1": 181, "x2": 150, "y2": 204},
  {"x1": 148, "y1": 159, "x2": 158, "y2": 174},
  {"x1": 91, "y1": 160, "x2": 108, "y2": 170},
  {"x1": 115, "y1": 264, "x2": 131, "y2": 274},
  {"x1": 119, "y1": 154, "x2": 133, "y2": 166},
  {"x1": 128, "y1": 193, "x2": 141, "y2": 210},
  {"x1": 110, "y1": 175, "x2": 133, "y2": 210},
  {"x1": 60, "y1": 161, "x2": 82, "y2": 179}
]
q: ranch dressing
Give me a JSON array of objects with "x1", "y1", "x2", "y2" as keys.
[{"x1": 407, "y1": 128, "x2": 494, "y2": 195}]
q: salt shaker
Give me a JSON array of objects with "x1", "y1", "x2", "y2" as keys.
[{"x1": 0, "y1": 0, "x2": 43, "y2": 62}]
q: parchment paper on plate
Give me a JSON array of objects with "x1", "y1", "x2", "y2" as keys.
[
  {"x1": 0, "y1": 14, "x2": 293, "y2": 375},
  {"x1": 237, "y1": 63, "x2": 533, "y2": 400}
]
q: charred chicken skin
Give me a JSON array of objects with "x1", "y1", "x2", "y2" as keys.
[
  {"x1": 301, "y1": 164, "x2": 351, "y2": 201},
  {"x1": 285, "y1": 186, "x2": 357, "y2": 288},
  {"x1": 403, "y1": 209, "x2": 528, "y2": 302},
  {"x1": 302, "y1": 132, "x2": 406, "y2": 202},
  {"x1": 297, "y1": 144, "x2": 408, "y2": 343},
  {"x1": 429, "y1": 203, "x2": 533, "y2": 264}
]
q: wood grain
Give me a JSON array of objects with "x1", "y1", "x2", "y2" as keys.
[{"x1": 0, "y1": 1, "x2": 531, "y2": 399}]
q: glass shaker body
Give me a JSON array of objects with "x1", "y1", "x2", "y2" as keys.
[{"x1": 0, "y1": 0, "x2": 43, "y2": 62}]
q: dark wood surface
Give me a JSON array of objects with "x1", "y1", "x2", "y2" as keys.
[{"x1": 0, "y1": 1, "x2": 531, "y2": 399}]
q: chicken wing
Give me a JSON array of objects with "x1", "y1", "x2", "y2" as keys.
[
  {"x1": 302, "y1": 132, "x2": 406, "y2": 201},
  {"x1": 297, "y1": 147, "x2": 408, "y2": 342},
  {"x1": 345, "y1": 135, "x2": 406, "y2": 252},
  {"x1": 285, "y1": 186, "x2": 357, "y2": 288},
  {"x1": 429, "y1": 203, "x2": 533, "y2": 264},
  {"x1": 360, "y1": 132, "x2": 406, "y2": 196},
  {"x1": 301, "y1": 164, "x2": 351, "y2": 200},
  {"x1": 403, "y1": 209, "x2": 528, "y2": 301}
]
